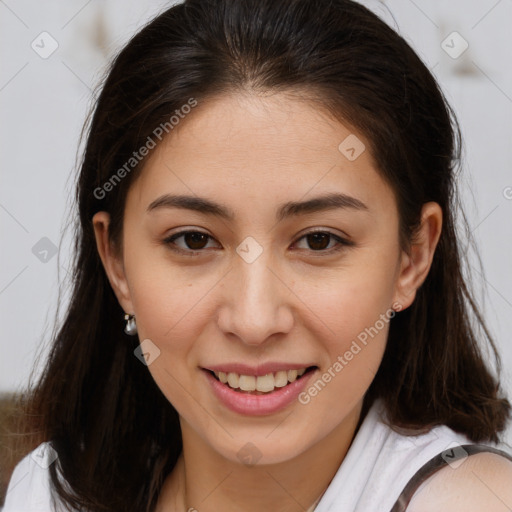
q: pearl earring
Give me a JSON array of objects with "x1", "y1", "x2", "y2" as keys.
[{"x1": 124, "y1": 313, "x2": 137, "y2": 335}]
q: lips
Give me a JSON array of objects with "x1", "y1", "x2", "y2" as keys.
[{"x1": 202, "y1": 365, "x2": 319, "y2": 415}]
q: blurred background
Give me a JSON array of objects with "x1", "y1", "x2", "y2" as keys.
[{"x1": 1, "y1": 0, "x2": 512, "y2": 505}]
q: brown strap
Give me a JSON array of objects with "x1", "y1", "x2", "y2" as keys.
[{"x1": 389, "y1": 444, "x2": 512, "y2": 512}]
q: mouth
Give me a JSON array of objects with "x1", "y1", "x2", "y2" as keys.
[{"x1": 204, "y1": 366, "x2": 318, "y2": 395}]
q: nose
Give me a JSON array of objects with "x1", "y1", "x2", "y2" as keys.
[{"x1": 216, "y1": 247, "x2": 294, "y2": 347}]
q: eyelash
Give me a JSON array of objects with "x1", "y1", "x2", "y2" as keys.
[{"x1": 162, "y1": 229, "x2": 354, "y2": 257}]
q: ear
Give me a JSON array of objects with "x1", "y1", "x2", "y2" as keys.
[
  {"x1": 392, "y1": 202, "x2": 443, "y2": 311},
  {"x1": 92, "y1": 211, "x2": 135, "y2": 314}
]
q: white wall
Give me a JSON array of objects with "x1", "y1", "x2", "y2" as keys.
[{"x1": 1, "y1": 0, "x2": 511, "y2": 447}]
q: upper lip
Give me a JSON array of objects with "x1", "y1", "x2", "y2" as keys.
[{"x1": 202, "y1": 362, "x2": 317, "y2": 377}]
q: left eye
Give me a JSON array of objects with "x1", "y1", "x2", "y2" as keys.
[
  {"x1": 163, "y1": 230, "x2": 351, "y2": 255},
  {"x1": 163, "y1": 231, "x2": 218, "y2": 253}
]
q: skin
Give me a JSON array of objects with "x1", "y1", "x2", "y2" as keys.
[
  {"x1": 93, "y1": 91, "x2": 443, "y2": 511},
  {"x1": 407, "y1": 452, "x2": 512, "y2": 511}
]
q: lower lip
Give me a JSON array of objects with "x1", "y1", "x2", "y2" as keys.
[{"x1": 202, "y1": 368, "x2": 317, "y2": 416}]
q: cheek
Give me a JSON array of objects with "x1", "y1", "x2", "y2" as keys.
[
  {"x1": 125, "y1": 259, "x2": 218, "y2": 410},
  {"x1": 122, "y1": 229, "x2": 216, "y2": 333},
  {"x1": 310, "y1": 280, "x2": 392, "y2": 385},
  {"x1": 299, "y1": 328, "x2": 388, "y2": 429},
  {"x1": 297, "y1": 275, "x2": 394, "y2": 421},
  {"x1": 293, "y1": 251, "x2": 397, "y2": 407},
  {"x1": 295, "y1": 250, "x2": 399, "y2": 347}
]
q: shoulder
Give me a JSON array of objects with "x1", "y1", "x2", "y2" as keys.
[
  {"x1": 3, "y1": 441, "x2": 61, "y2": 511},
  {"x1": 406, "y1": 450, "x2": 512, "y2": 511}
]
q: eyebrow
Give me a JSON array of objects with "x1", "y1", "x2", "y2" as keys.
[{"x1": 146, "y1": 192, "x2": 369, "y2": 222}]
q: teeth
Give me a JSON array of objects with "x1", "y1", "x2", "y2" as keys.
[
  {"x1": 239, "y1": 375, "x2": 256, "y2": 391},
  {"x1": 287, "y1": 369, "x2": 298, "y2": 382},
  {"x1": 256, "y1": 374, "x2": 275, "y2": 392},
  {"x1": 227, "y1": 372, "x2": 239, "y2": 388},
  {"x1": 274, "y1": 370, "x2": 288, "y2": 387},
  {"x1": 213, "y1": 367, "x2": 310, "y2": 393}
]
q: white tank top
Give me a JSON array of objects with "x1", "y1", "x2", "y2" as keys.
[
  {"x1": 3, "y1": 397, "x2": 512, "y2": 512},
  {"x1": 314, "y1": 398, "x2": 512, "y2": 511}
]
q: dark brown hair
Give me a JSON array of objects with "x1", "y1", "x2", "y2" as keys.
[{"x1": 13, "y1": 0, "x2": 510, "y2": 510}]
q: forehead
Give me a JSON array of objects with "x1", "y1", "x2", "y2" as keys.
[{"x1": 127, "y1": 91, "x2": 396, "y2": 218}]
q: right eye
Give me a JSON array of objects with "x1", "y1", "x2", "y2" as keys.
[{"x1": 162, "y1": 230, "x2": 220, "y2": 255}]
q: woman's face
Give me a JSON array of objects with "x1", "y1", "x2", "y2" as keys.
[{"x1": 94, "y1": 91, "x2": 425, "y2": 465}]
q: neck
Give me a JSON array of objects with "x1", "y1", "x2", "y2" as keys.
[{"x1": 157, "y1": 399, "x2": 366, "y2": 512}]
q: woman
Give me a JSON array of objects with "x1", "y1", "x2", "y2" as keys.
[{"x1": 4, "y1": 0, "x2": 512, "y2": 511}]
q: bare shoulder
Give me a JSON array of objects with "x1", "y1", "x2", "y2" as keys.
[{"x1": 406, "y1": 452, "x2": 512, "y2": 512}]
